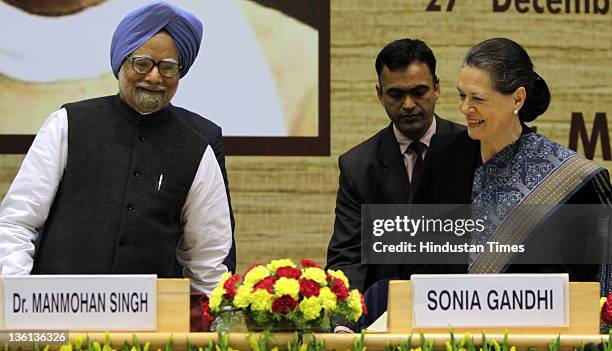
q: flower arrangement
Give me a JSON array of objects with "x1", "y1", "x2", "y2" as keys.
[
  {"x1": 206, "y1": 258, "x2": 366, "y2": 332},
  {"x1": 602, "y1": 293, "x2": 612, "y2": 331}
]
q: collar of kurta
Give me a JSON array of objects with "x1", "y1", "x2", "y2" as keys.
[{"x1": 113, "y1": 94, "x2": 173, "y2": 128}]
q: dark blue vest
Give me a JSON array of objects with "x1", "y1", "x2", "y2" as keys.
[{"x1": 32, "y1": 95, "x2": 207, "y2": 277}]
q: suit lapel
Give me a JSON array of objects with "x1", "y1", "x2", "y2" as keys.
[{"x1": 377, "y1": 125, "x2": 411, "y2": 204}]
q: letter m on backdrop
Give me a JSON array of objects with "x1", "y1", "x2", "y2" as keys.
[{"x1": 569, "y1": 112, "x2": 611, "y2": 160}]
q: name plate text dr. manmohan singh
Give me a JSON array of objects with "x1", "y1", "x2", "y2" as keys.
[
  {"x1": 1, "y1": 275, "x2": 156, "y2": 331},
  {"x1": 411, "y1": 274, "x2": 568, "y2": 327}
]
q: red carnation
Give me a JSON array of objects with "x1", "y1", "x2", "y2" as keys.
[
  {"x1": 299, "y1": 279, "x2": 320, "y2": 298},
  {"x1": 360, "y1": 292, "x2": 368, "y2": 315},
  {"x1": 602, "y1": 293, "x2": 612, "y2": 325},
  {"x1": 330, "y1": 278, "x2": 349, "y2": 301},
  {"x1": 276, "y1": 266, "x2": 302, "y2": 279},
  {"x1": 223, "y1": 274, "x2": 241, "y2": 299},
  {"x1": 272, "y1": 295, "x2": 298, "y2": 314},
  {"x1": 254, "y1": 276, "x2": 277, "y2": 293},
  {"x1": 326, "y1": 273, "x2": 333, "y2": 283},
  {"x1": 300, "y1": 259, "x2": 320, "y2": 268},
  {"x1": 242, "y1": 264, "x2": 263, "y2": 282},
  {"x1": 202, "y1": 300, "x2": 215, "y2": 324}
]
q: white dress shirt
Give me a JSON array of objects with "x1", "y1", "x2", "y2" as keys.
[{"x1": 0, "y1": 108, "x2": 231, "y2": 296}]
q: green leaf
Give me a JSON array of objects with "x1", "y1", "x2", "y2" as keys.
[
  {"x1": 353, "y1": 332, "x2": 365, "y2": 351},
  {"x1": 132, "y1": 335, "x2": 142, "y2": 351},
  {"x1": 217, "y1": 332, "x2": 230, "y2": 351},
  {"x1": 548, "y1": 335, "x2": 561, "y2": 351},
  {"x1": 103, "y1": 333, "x2": 111, "y2": 348},
  {"x1": 491, "y1": 339, "x2": 500, "y2": 351},
  {"x1": 502, "y1": 331, "x2": 509, "y2": 351},
  {"x1": 248, "y1": 335, "x2": 259, "y2": 351},
  {"x1": 420, "y1": 333, "x2": 427, "y2": 351},
  {"x1": 87, "y1": 335, "x2": 94, "y2": 351},
  {"x1": 286, "y1": 332, "x2": 300, "y2": 351},
  {"x1": 460, "y1": 334, "x2": 469, "y2": 349},
  {"x1": 481, "y1": 333, "x2": 488, "y2": 351},
  {"x1": 258, "y1": 331, "x2": 273, "y2": 351},
  {"x1": 466, "y1": 336, "x2": 475, "y2": 351},
  {"x1": 165, "y1": 335, "x2": 174, "y2": 351},
  {"x1": 385, "y1": 341, "x2": 394, "y2": 351},
  {"x1": 75, "y1": 336, "x2": 84, "y2": 351}
]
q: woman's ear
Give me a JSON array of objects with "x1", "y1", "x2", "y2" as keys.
[{"x1": 513, "y1": 86, "x2": 526, "y2": 112}]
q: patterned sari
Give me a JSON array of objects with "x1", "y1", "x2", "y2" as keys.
[{"x1": 467, "y1": 133, "x2": 612, "y2": 293}]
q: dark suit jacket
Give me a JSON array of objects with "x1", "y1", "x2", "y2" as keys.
[
  {"x1": 411, "y1": 128, "x2": 481, "y2": 205},
  {"x1": 409, "y1": 127, "x2": 602, "y2": 282},
  {"x1": 171, "y1": 105, "x2": 236, "y2": 274},
  {"x1": 326, "y1": 116, "x2": 465, "y2": 292}
]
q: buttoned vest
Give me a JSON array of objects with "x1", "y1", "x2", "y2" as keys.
[{"x1": 32, "y1": 95, "x2": 207, "y2": 277}]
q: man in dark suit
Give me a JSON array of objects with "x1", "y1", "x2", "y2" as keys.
[{"x1": 326, "y1": 38, "x2": 464, "y2": 293}]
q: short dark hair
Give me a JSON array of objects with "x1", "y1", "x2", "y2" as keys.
[
  {"x1": 375, "y1": 38, "x2": 437, "y2": 83},
  {"x1": 463, "y1": 38, "x2": 551, "y2": 122}
]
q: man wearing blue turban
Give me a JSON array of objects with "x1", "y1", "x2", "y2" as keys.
[{"x1": 0, "y1": 1, "x2": 234, "y2": 330}]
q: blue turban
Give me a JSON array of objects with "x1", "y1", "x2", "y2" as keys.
[{"x1": 110, "y1": 1, "x2": 203, "y2": 79}]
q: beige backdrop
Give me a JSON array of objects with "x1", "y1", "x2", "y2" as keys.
[{"x1": 1, "y1": 0, "x2": 611, "y2": 274}]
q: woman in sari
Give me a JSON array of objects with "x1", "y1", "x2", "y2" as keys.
[{"x1": 411, "y1": 38, "x2": 612, "y2": 294}]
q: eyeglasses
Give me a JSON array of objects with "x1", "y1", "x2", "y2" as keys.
[{"x1": 127, "y1": 56, "x2": 181, "y2": 78}]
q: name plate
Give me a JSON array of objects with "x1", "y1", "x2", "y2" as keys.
[
  {"x1": 411, "y1": 274, "x2": 569, "y2": 327},
  {"x1": 1, "y1": 275, "x2": 157, "y2": 331}
]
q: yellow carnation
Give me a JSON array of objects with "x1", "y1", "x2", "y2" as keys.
[
  {"x1": 274, "y1": 277, "x2": 300, "y2": 299},
  {"x1": 209, "y1": 285, "x2": 225, "y2": 312},
  {"x1": 347, "y1": 290, "x2": 363, "y2": 321},
  {"x1": 601, "y1": 297, "x2": 607, "y2": 309},
  {"x1": 299, "y1": 296, "x2": 322, "y2": 321},
  {"x1": 219, "y1": 272, "x2": 233, "y2": 286},
  {"x1": 301, "y1": 267, "x2": 327, "y2": 286},
  {"x1": 249, "y1": 289, "x2": 272, "y2": 311},
  {"x1": 327, "y1": 269, "x2": 350, "y2": 288},
  {"x1": 318, "y1": 287, "x2": 337, "y2": 311},
  {"x1": 233, "y1": 284, "x2": 253, "y2": 309},
  {"x1": 267, "y1": 259, "x2": 296, "y2": 273},
  {"x1": 244, "y1": 265, "x2": 270, "y2": 286}
]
